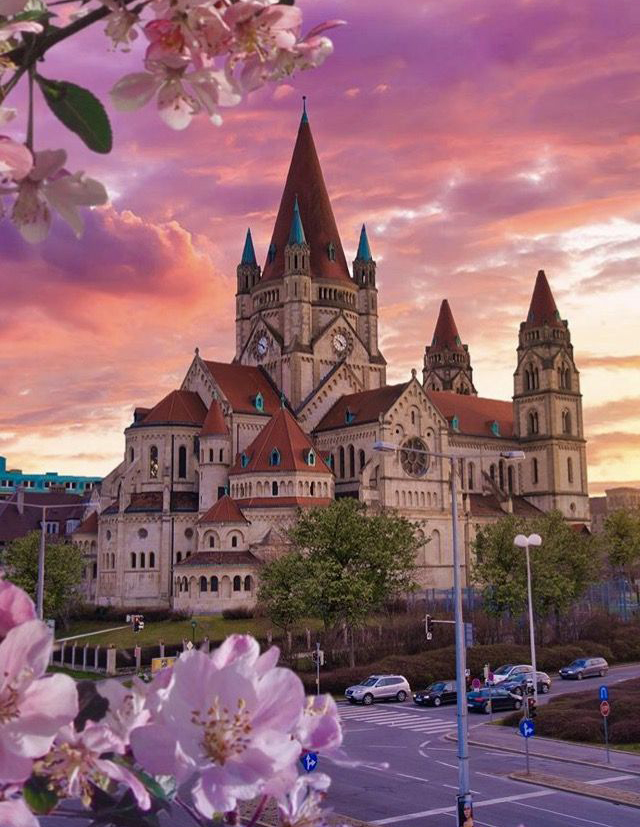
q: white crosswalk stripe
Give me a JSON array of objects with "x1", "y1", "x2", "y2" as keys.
[{"x1": 339, "y1": 707, "x2": 457, "y2": 733}]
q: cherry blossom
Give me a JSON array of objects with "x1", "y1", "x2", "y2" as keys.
[
  {"x1": 34, "y1": 723, "x2": 151, "y2": 809},
  {"x1": 0, "y1": 787, "x2": 39, "y2": 827},
  {"x1": 0, "y1": 136, "x2": 33, "y2": 186},
  {"x1": 96, "y1": 677, "x2": 151, "y2": 745},
  {"x1": 277, "y1": 773, "x2": 333, "y2": 827},
  {"x1": 0, "y1": 20, "x2": 43, "y2": 43},
  {"x1": 0, "y1": 619, "x2": 78, "y2": 783},
  {"x1": 130, "y1": 634, "x2": 306, "y2": 817},
  {"x1": 0, "y1": 575, "x2": 36, "y2": 638},
  {"x1": 11, "y1": 149, "x2": 107, "y2": 243}
]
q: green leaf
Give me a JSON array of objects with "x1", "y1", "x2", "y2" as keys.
[
  {"x1": 36, "y1": 75, "x2": 112, "y2": 154},
  {"x1": 23, "y1": 776, "x2": 59, "y2": 816}
]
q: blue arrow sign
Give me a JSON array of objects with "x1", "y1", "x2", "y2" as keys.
[
  {"x1": 519, "y1": 719, "x2": 535, "y2": 738},
  {"x1": 300, "y1": 752, "x2": 318, "y2": 773},
  {"x1": 599, "y1": 685, "x2": 609, "y2": 702}
]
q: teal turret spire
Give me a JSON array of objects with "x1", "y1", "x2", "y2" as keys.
[
  {"x1": 356, "y1": 224, "x2": 373, "y2": 261},
  {"x1": 241, "y1": 228, "x2": 257, "y2": 265},
  {"x1": 301, "y1": 95, "x2": 308, "y2": 124},
  {"x1": 288, "y1": 195, "x2": 306, "y2": 244}
]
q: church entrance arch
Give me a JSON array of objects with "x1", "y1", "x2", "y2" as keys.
[{"x1": 220, "y1": 575, "x2": 232, "y2": 599}]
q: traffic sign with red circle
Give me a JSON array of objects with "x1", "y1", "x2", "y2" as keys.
[
  {"x1": 600, "y1": 700, "x2": 610, "y2": 717},
  {"x1": 472, "y1": 678, "x2": 481, "y2": 690}
]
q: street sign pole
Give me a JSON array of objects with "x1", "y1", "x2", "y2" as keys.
[
  {"x1": 600, "y1": 696, "x2": 611, "y2": 764},
  {"x1": 524, "y1": 696, "x2": 530, "y2": 775},
  {"x1": 315, "y1": 641, "x2": 321, "y2": 696},
  {"x1": 604, "y1": 714, "x2": 610, "y2": 764}
]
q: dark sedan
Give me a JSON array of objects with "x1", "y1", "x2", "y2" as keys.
[
  {"x1": 413, "y1": 680, "x2": 457, "y2": 707},
  {"x1": 467, "y1": 688, "x2": 523, "y2": 714},
  {"x1": 501, "y1": 671, "x2": 551, "y2": 696},
  {"x1": 559, "y1": 657, "x2": 608, "y2": 680}
]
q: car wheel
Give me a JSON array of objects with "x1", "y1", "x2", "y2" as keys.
[
  {"x1": 396, "y1": 691, "x2": 407, "y2": 702},
  {"x1": 513, "y1": 700, "x2": 522, "y2": 710},
  {"x1": 541, "y1": 683, "x2": 550, "y2": 694},
  {"x1": 577, "y1": 672, "x2": 584, "y2": 680},
  {"x1": 433, "y1": 696, "x2": 442, "y2": 707},
  {"x1": 483, "y1": 703, "x2": 491, "y2": 715},
  {"x1": 363, "y1": 694, "x2": 374, "y2": 706}
]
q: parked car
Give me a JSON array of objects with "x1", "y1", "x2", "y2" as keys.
[
  {"x1": 559, "y1": 657, "x2": 609, "y2": 680},
  {"x1": 467, "y1": 687, "x2": 523, "y2": 714},
  {"x1": 413, "y1": 680, "x2": 457, "y2": 707},
  {"x1": 501, "y1": 671, "x2": 551, "y2": 695},
  {"x1": 345, "y1": 675, "x2": 411, "y2": 705},
  {"x1": 488, "y1": 664, "x2": 533, "y2": 685}
]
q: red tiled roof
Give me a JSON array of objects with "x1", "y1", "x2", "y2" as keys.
[
  {"x1": 261, "y1": 115, "x2": 351, "y2": 284},
  {"x1": 175, "y1": 551, "x2": 259, "y2": 567},
  {"x1": 201, "y1": 399, "x2": 229, "y2": 437},
  {"x1": 427, "y1": 390, "x2": 514, "y2": 438},
  {"x1": 122, "y1": 492, "x2": 199, "y2": 513},
  {"x1": 234, "y1": 497, "x2": 334, "y2": 509},
  {"x1": 0, "y1": 492, "x2": 87, "y2": 543},
  {"x1": 203, "y1": 362, "x2": 282, "y2": 415},
  {"x1": 230, "y1": 407, "x2": 332, "y2": 475},
  {"x1": 74, "y1": 511, "x2": 98, "y2": 534},
  {"x1": 141, "y1": 390, "x2": 207, "y2": 427},
  {"x1": 431, "y1": 299, "x2": 464, "y2": 351},
  {"x1": 468, "y1": 494, "x2": 543, "y2": 518},
  {"x1": 198, "y1": 495, "x2": 249, "y2": 525},
  {"x1": 314, "y1": 383, "x2": 408, "y2": 432},
  {"x1": 524, "y1": 270, "x2": 563, "y2": 329}
]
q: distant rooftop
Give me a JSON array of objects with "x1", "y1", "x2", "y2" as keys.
[{"x1": 0, "y1": 455, "x2": 102, "y2": 496}]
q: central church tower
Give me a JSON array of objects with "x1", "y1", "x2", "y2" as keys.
[{"x1": 234, "y1": 104, "x2": 386, "y2": 409}]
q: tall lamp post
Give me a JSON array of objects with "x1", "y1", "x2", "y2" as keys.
[
  {"x1": 514, "y1": 533, "x2": 542, "y2": 701},
  {"x1": 373, "y1": 440, "x2": 524, "y2": 823}
]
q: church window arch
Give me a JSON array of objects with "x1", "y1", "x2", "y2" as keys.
[
  {"x1": 395, "y1": 490, "x2": 399, "y2": 506},
  {"x1": 468, "y1": 462, "x2": 475, "y2": 490},
  {"x1": 499, "y1": 460, "x2": 505, "y2": 491},
  {"x1": 210, "y1": 576, "x2": 218, "y2": 592},
  {"x1": 209, "y1": 535, "x2": 215, "y2": 548},
  {"x1": 402, "y1": 491, "x2": 406, "y2": 507},
  {"x1": 507, "y1": 466, "x2": 514, "y2": 494},
  {"x1": 244, "y1": 575, "x2": 252, "y2": 591},
  {"x1": 272, "y1": 480, "x2": 278, "y2": 496},
  {"x1": 181, "y1": 576, "x2": 188, "y2": 592},
  {"x1": 359, "y1": 449, "x2": 366, "y2": 470},
  {"x1": 431, "y1": 529, "x2": 442, "y2": 564},
  {"x1": 532, "y1": 458, "x2": 539, "y2": 484},
  {"x1": 270, "y1": 448, "x2": 280, "y2": 467},
  {"x1": 178, "y1": 445, "x2": 187, "y2": 479},
  {"x1": 200, "y1": 576, "x2": 207, "y2": 593},
  {"x1": 562, "y1": 409, "x2": 571, "y2": 434},
  {"x1": 130, "y1": 552, "x2": 136, "y2": 569},
  {"x1": 288, "y1": 481, "x2": 293, "y2": 495},
  {"x1": 231, "y1": 535, "x2": 238, "y2": 548},
  {"x1": 568, "y1": 457, "x2": 574, "y2": 484},
  {"x1": 339, "y1": 447, "x2": 345, "y2": 479},
  {"x1": 140, "y1": 552, "x2": 146, "y2": 568},
  {"x1": 349, "y1": 445, "x2": 355, "y2": 477},
  {"x1": 149, "y1": 552, "x2": 155, "y2": 568},
  {"x1": 489, "y1": 464, "x2": 496, "y2": 482},
  {"x1": 408, "y1": 491, "x2": 413, "y2": 507},
  {"x1": 176, "y1": 551, "x2": 182, "y2": 563},
  {"x1": 528, "y1": 411, "x2": 539, "y2": 435},
  {"x1": 233, "y1": 576, "x2": 242, "y2": 592},
  {"x1": 129, "y1": 446, "x2": 134, "y2": 463},
  {"x1": 149, "y1": 445, "x2": 158, "y2": 479},
  {"x1": 310, "y1": 481, "x2": 315, "y2": 496}
]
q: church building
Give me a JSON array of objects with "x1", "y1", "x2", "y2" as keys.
[{"x1": 78, "y1": 106, "x2": 590, "y2": 611}]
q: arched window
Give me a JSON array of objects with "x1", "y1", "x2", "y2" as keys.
[
  {"x1": 200, "y1": 576, "x2": 207, "y2": 592},
  {"x1": 507, "y1": 466, "x2": 514, "y2": 494},
  {"x1": 92, "y1": 562, "x2": 97, "y2": 578},
  {"x1": 431, "y1": 529, "x2": 442, "y2": 564},
  {"x1": 562, "y1": 410, "x2": 571, "y2": 434},
  {"x1": 149, "y1": 445, "x2": 158, "y2": 479},
  {"x1": 233, "y1": 575, "x2": 242, "y2": 592},
  {"x1": 349, "y1": 445, "x2": 355, "y2": 478},
  {"x1": 140, "y1": 552, "x2": 146, "y2": 568},
  {"x1": 310, "y1": 481, "x2": 315, "y2": 496},
  {"x1": 129, "y1": 447, "x2": 134, "y2": 463},
  {"x1": 244, "y1": 575, "x2": 252, "y2": 591},
  {"x1": 210, "y1": 576, "x2": 218, "y2": 592},
  {"x1": 359, "y1": 449, "x2": 366, "y2": 470},
  {"x1": 532, "y1": 458, "x2": 539, "y2": 484},
  {"x1": 339, "y1": 447, "x2": 345, "y2": 478},
  {"x1": 182, "y1": 576, "x2": 188, "y2": 592},
  {"x1": 219, "y1": 448, "x2": 224, "y2": 462},
  {"x1": 178, "y1": 445, "x2": 187, "y2": 478},
  {"x1": 270, "y1": 448, "x2": 280, "y2": 467},
  {"x1": 528, "y1": 411, "x2": 539, "y2": 435},
  {"x1": 130, "y1": 552, "x2": 136, "y2": 569},
  {"x1": 176, "y1": 551, "x2": 182, "y2": 562},
  {"x1": 149, "y1": 552, "x2": 155, "y2": 568},
  {"x1": 490, "y1": 464, "x2": 496, "y2": 482},
  {"x1": 209, "y1": 535, "x2": 215, "y2": 548},
  {"x1": 231, "y1": 535, "x2": 238, "y2": 548},
  {"x1": 468, "y1": 462, "x2": 475, "y2": 490},
  {"x1": 533, "y1": 367, "x2": 539, "y2": 389},
  {"x1": 271, "y1": 480, "x2": 278, "y2": 496},
  {"x1": 499, "y1": 460, "x2": 505, "y2": 491},
  {"x1": 568, "y1": 457, "x2": 574, "y2": 484}
]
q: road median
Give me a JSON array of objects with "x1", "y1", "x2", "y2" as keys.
[{"x1": 508, "y1": 770, "x2": 640, "y2": 808}]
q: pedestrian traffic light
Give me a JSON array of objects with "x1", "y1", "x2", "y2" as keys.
[
  {"x1": 529, "y1": 697, "x2": 537, "y2": 718},
  {"x1": 425, "y1": 615, "x2": 434, "y2": 636}
]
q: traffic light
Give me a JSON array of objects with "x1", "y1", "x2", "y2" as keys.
[
  {"x1": 528, "y1": 697, "x2": 537, "y2": 718},
  {"x1": 311, "y1": 649, "x2": 325, "y2": 666},
  {"x1": 425, "y1": 614, "x2": 434, "y2": 639}
]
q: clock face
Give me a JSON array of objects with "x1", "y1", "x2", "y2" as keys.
[
  {"x1": 254, "y1": 335, "x2": 269, "y2": 359},
  {"x1": 333, "y1": 333, "x2": 348, "y2": 354}
]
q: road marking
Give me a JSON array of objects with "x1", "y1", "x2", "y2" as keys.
[
  {"x1": 514, "y1": 800, "x2": 618, "y2": 826},
  {"x1": 339, "y1": 708, "x2": 457, "y2": 734},
  {"x1": 586, "y1": 774, "x2": 634, "y2": 784},
  {"x1": 436, "y1": 760, "x2": 458, "y2": 769}
]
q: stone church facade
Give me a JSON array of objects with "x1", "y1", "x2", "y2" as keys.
[{"x1": 76, "y1": 108, "x2": 590, "y2": 612}]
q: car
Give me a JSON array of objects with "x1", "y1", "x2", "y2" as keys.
[
  {"x1": 500, "y1": 671, "x2": 551, "y2": 695},
  {"x1": 413, "y1": 680, "x2": 457, "y2": 707},
  {"x1": 467, "y1": 687, "x2": 523, "y2": 714},
  {"x1": 488, "y1": 664, "x2": 533, "y2": 685},
  {"x1": 344, "y1": 674, "x2": 411, "y2": 705},
  {"x1": 559, "y1": 657, "x2": 609, "y2": 680}
]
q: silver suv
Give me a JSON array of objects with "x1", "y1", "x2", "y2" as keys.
[
  {"x1": 489, "y1": 664, "x2": 533, "y2": 685},
  {"x1": 345, "y1": 674, "x2": 411, "y2": 705}
]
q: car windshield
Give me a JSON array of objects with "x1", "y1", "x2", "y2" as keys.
[
  {"x1": 494, "y1": 665, "x2": 513, "y2": 675},
  {"x1": 569, "y1": 660, "x2": 586, "y2": 668},
  {"x1": 360, "y1": 677, "x2": 378, "y2": 687},
  {"x1": 427, "y1": 682, "x2": 447, "y2": 691}
]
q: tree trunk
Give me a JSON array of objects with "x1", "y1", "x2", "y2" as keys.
[{"x1": 349, "y1": 626, "x2": 356, "y2": 669}]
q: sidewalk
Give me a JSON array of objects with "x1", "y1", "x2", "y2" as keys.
[{"x1": 447, "y1": 721, "x2": 640, "y2": 774}]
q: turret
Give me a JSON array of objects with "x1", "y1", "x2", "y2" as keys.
[
  {"x1": 354, "y1": 224, "x2": 379, "y2": 356},
  {"x1": 283, "y1": 195, "x2": 312, "y2": 350},
  {"x1": 199, "y1": 399, "x2": 231, "y2": 513},
  {"x1": 423, "y1": 300, "x2": 476, "y2": 395},
  {"x1": 235, "y1": 228, "x2": 261, "y2": 359}
]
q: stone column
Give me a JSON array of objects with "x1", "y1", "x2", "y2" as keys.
[
  {"x1": 106, "y1": 644, "x2": 116, "y2": 676},
  {"x1": 134, "y1": 645, "x2": 141, "y2": 672},
  {"x1": 82, "y1": 644, "x2": 88, "y2": 670},
  {"x1": 59, "y1": 642, "x2": 66, "y2": 667},
  {"x1": 159, "y1": 640, "x2": 165, "y2": 658},
  {"x1": 71, "y1": 644, "x2": 77, "y2": 669},
  {"x1": 94, "y1": 645, "x2": 100, "y2": 669},
  {"x1": 201, "y1": 636, "x2": 210, "y2": 654}
]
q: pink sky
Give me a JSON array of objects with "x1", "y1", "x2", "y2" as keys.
[{"x1": 2, "y1": 0, "x2": 640, "y2": 495}]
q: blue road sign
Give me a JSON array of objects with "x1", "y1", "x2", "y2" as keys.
[
  {"x1": 519, "y1": 719, "x2": 535, "y2": 738},
  {"x1": 300, "y1": 752, "x2": 318, "y2": 773},
  {"x1": 599, "y1": 685, "x2": 609, "y2": 702}
]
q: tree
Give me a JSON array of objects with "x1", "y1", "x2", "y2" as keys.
[
  {"x1": 602, "y1": 509, "x2": 640, "y2": 599},
  {"x1": 257, "y1": 551, "x2": 309, "y2": 658},
  {"x1": 472, "y1": 511, "x2": 600, "y2": 637},
  {"x1": 285, "y1": 499, "x2": 420, "y2": 667},
  {"x1": 2, "y1": 531, "x2": 84, "y2": 626}
]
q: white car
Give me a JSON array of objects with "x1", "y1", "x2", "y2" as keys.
[
  {"x1": 488, "y1": 664, "x2": 533, "y2": 685},
  {"x1": 345, "y1": 674, "x2": 411, "y2": 705}
]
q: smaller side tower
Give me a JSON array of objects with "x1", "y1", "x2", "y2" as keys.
[
  {"x1": 354, "y1": 224, "x2": 379, "y2": 357},
  {"x1": 198, "y1": 400, "x2": 231, "y2": 513},
  {"x1": 283, "y1": 195, "x2": 312, "y2": 351},
  {"x1": 235, "y1": 229, "x2": 261, "y2": 359},
  {"x1": 423, "y1": 300, "x2": 476, "y2": 395}
]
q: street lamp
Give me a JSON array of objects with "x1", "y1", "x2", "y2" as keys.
[
  {"x1": 373, "y1": 440, "x2": 524, "y2": 822},
  {"x1": 514, "y1": 533, "x2": 542, "y2": 701}
]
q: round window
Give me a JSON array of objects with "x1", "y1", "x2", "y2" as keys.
[
  {"x1": 185, "y1": 528, "x2": 194, "y2": 539},
  {"x1": 400, "y1": 437, "x2": 429, "y2": 477},
  {"x1": 138, "y1": 528, "x2": 148, "y2": 539},
  {"x1": 106, "y1": 530, "x2": 111, "y2": 541}
]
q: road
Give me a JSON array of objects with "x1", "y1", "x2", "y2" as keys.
[{"x1": 322, "y1": 661, "x2": 640, "y2": 827}]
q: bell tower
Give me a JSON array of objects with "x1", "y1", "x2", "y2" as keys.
[
  {"x1": 423, "y1": 300, "x2": 476, "y2": 395},
  {"x1": 513, "y1": 270, "x2": 589, "y2": 522},
  {"x1": 354, "y1": 224, "x2": 379, "y2": 357},
  {"x1": 235, "y1": 228, "x2": 260, "y2": 359}
]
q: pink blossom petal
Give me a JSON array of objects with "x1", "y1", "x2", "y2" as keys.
[
  {"x1": 94, "y1": 757, "x2": 151, "y2": 810},
  {"x1": 210, "y1": 634, "x2": 260, "y2": 669},
  {"x1": 0, "y1": 137, "x2": 33, "y2": 184},
  {"x1": 110, "y1": 72, "x2": 161, "y2": 111},
  {"x1": 0, "y1": 738, "x2": 34, "y2": 784},
  {"x1": 0, "y1": 798, "x2": 39, "y2": 827},
  {"x1": 6, "y1": 673, "x2": 79, "y2": 755},
  {"x1": 30, "y1": 149, "x2": 66, "y2": 182},
  {"x1": 157, "y1": 80, "x2": 194, "y2": 130},
  {"x1": 0, "y1": 620, "x2": 52, "y2": 690},
  {"x1": 0, "y1": 578, "x2": 35, "y2": 637},
  {"x1": 304, "y1": 19, "x2": 347, "y2": 39},
  {"x1": 252, "y1": 666, "x2": 305, "y2": 732},
  {"x1": 130, "y1": 722, "x2": 195, "y2": 779}
]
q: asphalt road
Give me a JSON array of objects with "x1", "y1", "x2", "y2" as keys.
[{"x1": 323, "y1": 661, "x2": 640, "y2": 827}]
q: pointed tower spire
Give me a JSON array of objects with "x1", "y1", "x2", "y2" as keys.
[
  {"x1": 241, "y1": 228, "x2": 257, "y2": 266},
  {"x1": 423, "y1": 299, "x2": 476, "y2": 395},
  {"x1": 301, "y1": 95, "x2": 308, "y2": 124},
  {"x1": 288, "y1": 195, "x2": 306, "y2": 244},
  {"x1": 262, "y1": 109, "x2": 351, "y2": 283},
  {"x1": 356, "y1": 224, "x2": 373, "y2": 261},
  {"x1": 525, "y1": 270, "x2": 562, "y2": 328}
]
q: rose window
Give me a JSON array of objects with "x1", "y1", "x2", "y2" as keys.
[{"x1": 400, "y1": 437, "x2": 429, "y2": 477}]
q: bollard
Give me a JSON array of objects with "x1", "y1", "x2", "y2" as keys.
[
  {"x1": 94, "y1": 645, "x2": 100, "y2": 670},
  {"x1": 159, "y1": 640, "x2": 165, "y2": 658},
  {"x1": 201, "y1": 636, "x2": 210, "y2": 653},
  {"x1": 82, "y1": 644, "x2": 88, "y2": 671},
  {"x1": 71, "y1": 644, "x2": 77, "y2": 669},
  {"x1": 106, "y1": 645, "x2": 117, "y2": 676},
  {"x1": 59, "y1": 642, "x2": 66, "y2": 667},
  {"x1": 134, "y1": 645, "x2": 141, "y2": 671},
  {"x1": 182, "y1": 638, "x2": 189, "y2": 652}
]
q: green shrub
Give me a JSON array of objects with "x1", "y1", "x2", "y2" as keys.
[
  {"x1": 608, "y1": 719, "x2": 640, "y2": 744},
  {"x1": 221, "y1": 607, "x2": 254, "y2": 620}
]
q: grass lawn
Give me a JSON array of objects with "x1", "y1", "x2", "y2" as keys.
[
  {"x1": 57, "y1": 616, "x2": 322, "y2": 649},
  {"x1": 47, "y1": 665, "x2": 102, "y2": 681}
]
